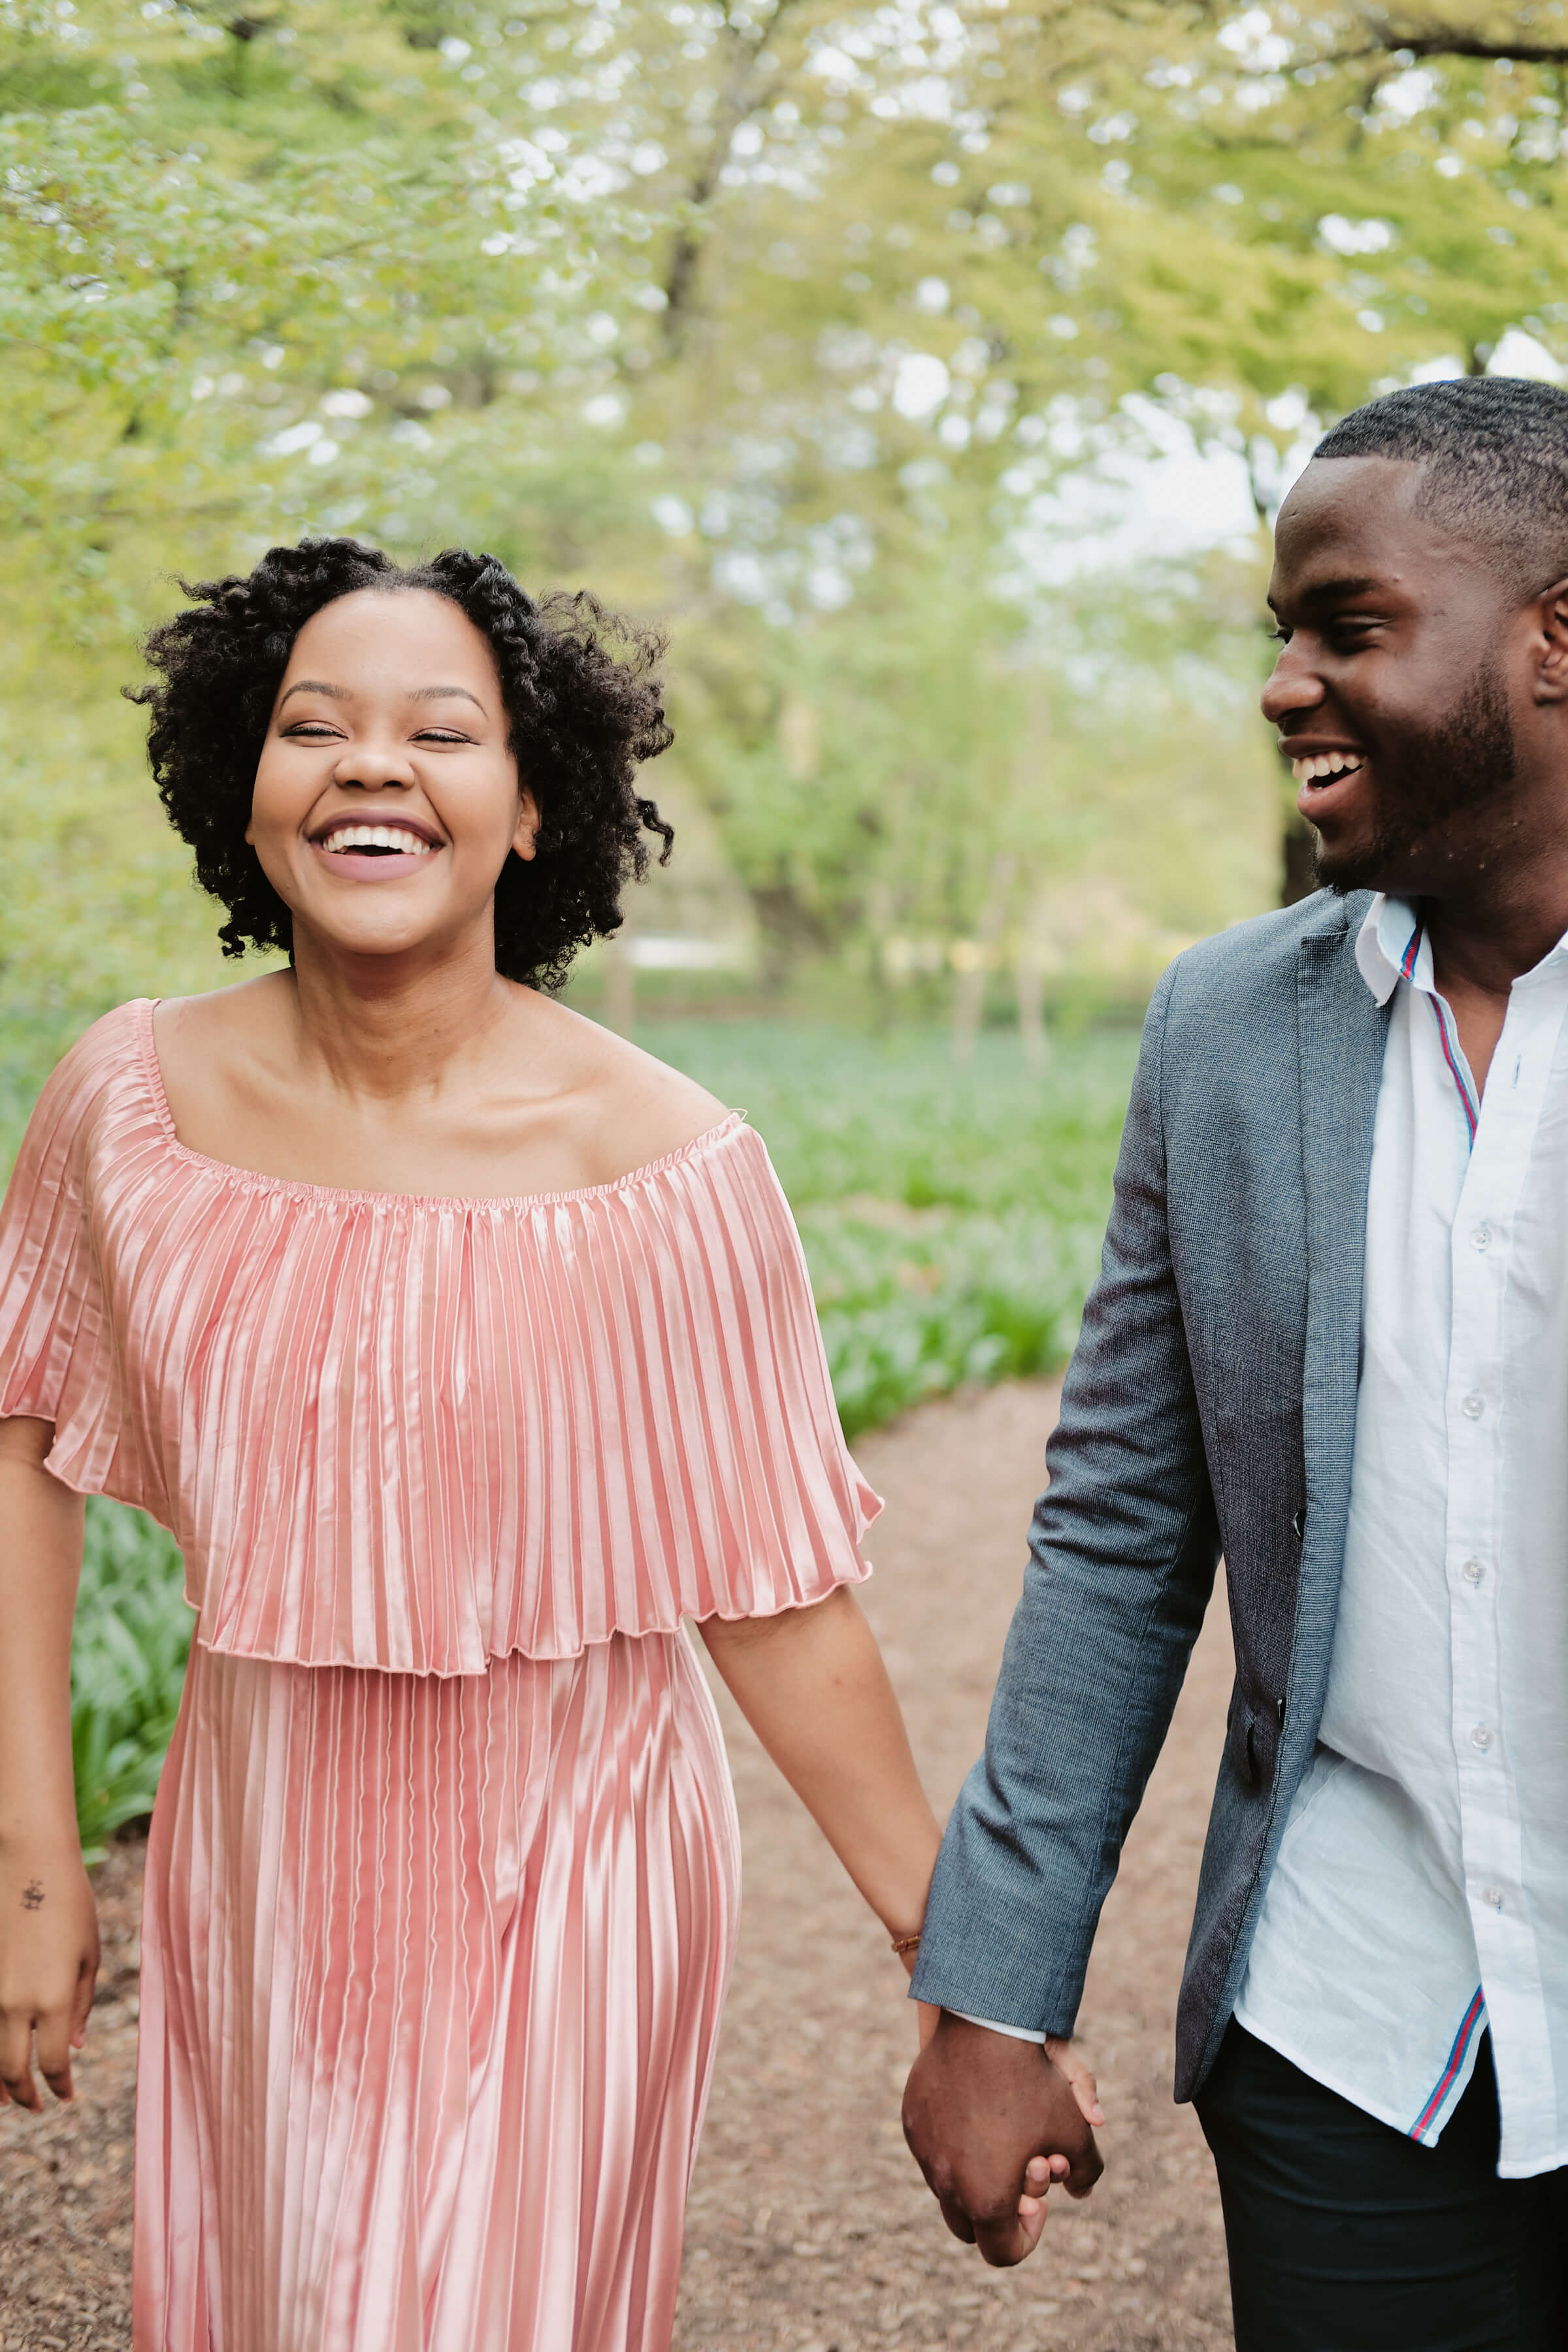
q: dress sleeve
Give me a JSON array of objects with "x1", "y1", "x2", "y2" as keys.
[
  {"x1": 638, "y1": 1119, "x2": 883, "y2": 1625},
  {"x1": 481, "y1": 1119, "x2": 884, "y2": 1658},
  {"x1": 0, "y1": 1017, "x2": 123, "y2": 1480}
]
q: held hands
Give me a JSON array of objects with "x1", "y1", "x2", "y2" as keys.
[
  {"x1": 902, "y1": 2012, "x2": 1103, "y2": 2265},
  {"x1": 0, "y1": 1842, "x2": 99, "y2": 2112}
]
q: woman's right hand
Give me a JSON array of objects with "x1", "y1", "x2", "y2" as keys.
[{"x1": 0, "y1": 1841, "x2": 99, "y2": 2110}]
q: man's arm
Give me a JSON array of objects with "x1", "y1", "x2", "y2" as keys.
[{"x1": 903, "y1": 961, "x2": 1221, "y2": 2255}]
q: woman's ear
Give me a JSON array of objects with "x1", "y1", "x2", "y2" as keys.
[{"x1": 512, "y1": 787, "x2": 540, "y2": 862}]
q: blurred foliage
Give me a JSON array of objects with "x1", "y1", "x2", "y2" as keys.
[
  {"x1": 10, "y1": 0, "x2": 1568, "y2": 1013},
  {"x1": 73, "y1": 1497, "x2": 192, "y2": 1863},
  {"x1": 637, "y1": 1017, "x2": 1137, "y2": 1429}
]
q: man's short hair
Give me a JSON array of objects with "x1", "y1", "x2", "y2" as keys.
[{"x1": 1314, "y1": 376, "x2": 1568, "y2": 599}]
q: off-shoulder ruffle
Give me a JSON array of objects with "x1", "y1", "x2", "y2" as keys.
[{"x1": 0, "y1": 1000, "x2": 879, "y2": 1675}]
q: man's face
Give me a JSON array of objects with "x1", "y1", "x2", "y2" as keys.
[{"x1": 1262, "y1": 457, "x2": 1522, "y2": 896}]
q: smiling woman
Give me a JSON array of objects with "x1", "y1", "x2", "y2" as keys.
[
  {"x1": 0, "y1": 536, "x2": 951, "y2": 2352},
  {"x1": 130, "y1": 536, "x2": 675, "y2": 990}
]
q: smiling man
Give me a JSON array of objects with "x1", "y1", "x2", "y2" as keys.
[{"x1": 900, "y1": 378, "x2": 1568, "y2": 2348}]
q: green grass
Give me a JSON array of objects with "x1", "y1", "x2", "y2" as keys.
[
  {"x1": 4, "y1": 1011, "x2": 1138, "y2": 1847},
  {"x1": 638, "y1": 1020, "x2": 1137, "y2": 1436}
]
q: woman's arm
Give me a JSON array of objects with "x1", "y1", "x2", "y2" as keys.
[
  {"x1": 697, "y1": 1586, "x2": 941, "y2": 1961},
  {"x1": 0, "y1": 1416, "x2": 97, "y2": 2111}
]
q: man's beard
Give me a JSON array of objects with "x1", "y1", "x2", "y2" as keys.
[{"x1": 1316, "y1": 659, "x2": 1517, "y2": 896}]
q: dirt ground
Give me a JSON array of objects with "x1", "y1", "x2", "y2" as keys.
[{"x1": 0, "y1": 1378, "x2": 1236, "y2": 2350}]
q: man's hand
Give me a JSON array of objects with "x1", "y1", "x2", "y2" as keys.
[{"x1": 902, "y1": 2013, "x2": 1103, "y2": 2264}]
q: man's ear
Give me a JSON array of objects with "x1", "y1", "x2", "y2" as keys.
[
  {"x1": 512, "y1": 787, "x2": 540, "y2": 862},
  {"x1": 1533, "y1": 578, "x2": 1568, "y2": 704}
]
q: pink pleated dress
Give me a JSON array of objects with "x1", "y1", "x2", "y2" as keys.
[{"x1": 0, "y1": 1001, "x2": 880, "y2": 2352}]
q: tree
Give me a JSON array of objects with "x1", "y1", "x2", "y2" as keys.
[{"x1": 4, "y1": 0, "x2": 1563, "y2": 1021}]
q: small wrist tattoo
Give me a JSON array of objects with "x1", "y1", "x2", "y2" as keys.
[{"x1": 21, "y1": 1880, "x2": 44, "y2": 1912}]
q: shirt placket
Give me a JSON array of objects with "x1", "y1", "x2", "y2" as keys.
[{"x1": 1435, "y1": 967, "x2": 1563, "y2": 2164}]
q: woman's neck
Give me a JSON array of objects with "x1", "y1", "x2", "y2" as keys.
[{"x1": 282, "y1": 927, "x2": 525, "y2": 1107}]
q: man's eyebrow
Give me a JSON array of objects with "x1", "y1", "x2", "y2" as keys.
[
  {"x1": 1266, "y1": 574, "x2": 1391, "y2": 616},
  {"x1": 1298, "y1": 575, "x2": 1385, "y2": 605}
]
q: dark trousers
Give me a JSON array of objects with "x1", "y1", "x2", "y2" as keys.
[{"x1": 1194, "y1": 2023, "x2": 1568, "y2": 2351}]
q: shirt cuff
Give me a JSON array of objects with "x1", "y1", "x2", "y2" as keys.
[{"x1": 952, "y1": 2012, "x2": 1048, "y2": 2044}]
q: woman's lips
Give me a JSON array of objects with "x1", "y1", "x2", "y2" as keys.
[{"x1": 307, "y1": 838, "x2": 444, "y2": 881}]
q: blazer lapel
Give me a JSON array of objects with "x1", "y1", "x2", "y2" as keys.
[{"x1": 1288, "y1": 896, "x2": 1392, "y2": 1740}]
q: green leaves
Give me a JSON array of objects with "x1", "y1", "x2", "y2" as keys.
[{"x1": 71, "y1": 1497, "x2": 192, "y2": 1864}]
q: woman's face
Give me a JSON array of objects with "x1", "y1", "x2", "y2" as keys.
[{"x1": 248, "y1": 587, "x2": 537, "y2": 970}]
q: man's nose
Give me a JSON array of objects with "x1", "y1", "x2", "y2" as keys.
[{"x1": 1258, "y1": 642, "x2": 1326, "y2": 727}]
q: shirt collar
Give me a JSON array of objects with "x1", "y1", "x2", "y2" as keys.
[
  {"x1": 1355, "y1": 891, "x2": 1568, "y2": 1007},
  {"x1": 1355, "y1": 895, "x2": 1426, "y2": 1007}
]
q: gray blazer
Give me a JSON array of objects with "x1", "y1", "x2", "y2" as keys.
[{"x1": 910, "y1": 887, "x2": 1390, "y2": 2100}]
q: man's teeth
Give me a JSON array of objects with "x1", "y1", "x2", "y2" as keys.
[
  {"x1": 1290, "y1": 753, "x2": 1365, "y2": 787},
  {"x1": 322, "y1": 824, "x2": 436, "y2": 855}
]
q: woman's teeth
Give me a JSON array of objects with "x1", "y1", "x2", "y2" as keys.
[
  {"x1": 322, "y1": 825, "x2": 437, "y2": 856},
  {"x1": 1291, "y1": 753, "x2": 1364, "y2": 788}
]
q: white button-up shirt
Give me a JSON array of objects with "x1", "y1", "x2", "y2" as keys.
[{"x1": 1235, "y1": 894, "x2": 1568, "y2": 2177}]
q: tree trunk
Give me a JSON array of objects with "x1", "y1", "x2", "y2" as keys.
[
  {"x1": 1015, "y1": 917, "x2": 1051, "y2": 1073},
  {"x1": 953, "y1": 855, "x2": 1013, "y2": 1068}
]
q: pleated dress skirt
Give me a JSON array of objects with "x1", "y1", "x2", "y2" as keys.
[{"x1": 131, "y1": 1627, "x2": 740, "y2": 2352}]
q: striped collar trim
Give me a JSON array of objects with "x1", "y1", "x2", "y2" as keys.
[{"x1": 1354, "y1": 894, "x2": 1426, "y2": 1007}]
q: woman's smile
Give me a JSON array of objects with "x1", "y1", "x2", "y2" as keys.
[{"x1": 307, "y1": 809, "x2": 448, "y2": 881}]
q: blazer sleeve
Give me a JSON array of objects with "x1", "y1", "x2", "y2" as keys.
[{"x1": 911, "y1": 960, "x2": 1221, "y2": 2034}]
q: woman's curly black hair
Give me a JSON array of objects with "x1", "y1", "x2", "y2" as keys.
[{"x1": 126, "y1": 536, "x2": 674, "y2": 990}]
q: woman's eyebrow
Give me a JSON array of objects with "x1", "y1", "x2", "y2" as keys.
[
  {"x1": 276, "y1": 680, "x2": 487, "y2": 712},
  {"x1": 408, "y1": 685, "x2": 486, "y2": 711}
]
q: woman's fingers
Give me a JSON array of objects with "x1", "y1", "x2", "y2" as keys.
[
  {"x1": 34, "y1": 2002, "x2": 76, "y2": 2103},
  {"x1": 0, "y1": 2016, "x2": 42, "y2": 2112},
  {"x1": 1045, "y1": 2034, "x2": 1105, "y2": 2129},
  {"x1": 0, "y1": 1972, "x2": 95, "y2": 2108},
  {"x1": 1015, "y1": 2157, "x2": 1054, "y2": 2256},
  {"x1": 69, "y1": 1944, "x2": 97, "y2": 2051}
]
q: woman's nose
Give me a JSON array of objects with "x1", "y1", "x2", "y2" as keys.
[{"x1": 333, "y1": 745, "x2": 413, "y2": 789}]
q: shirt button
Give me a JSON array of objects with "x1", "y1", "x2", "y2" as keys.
[
  {"x1": 1482, "y1": 1886, "x2": 1506, "y2": 1911},
  {"x1": 1462, "y1": 1394, "x2": 1486, "y2": 1420},
  {"x1": 1471, "y1": 1725, "x2": 1494, "y2": 1750},
  {"x1": 1471, "y1": 1224, "x2": 1492, "y2": 1250},
  {"x1": 1462, "y1": 1558, "x2": 1485, "y2": 1586}
]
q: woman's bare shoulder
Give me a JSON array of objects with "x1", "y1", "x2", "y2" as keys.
[
  {"x1": 153, "y1": 974, "x2": 290, "y2": 1057},
  {"x1": 529, "y1": 997, "x2": 730, "y2": 1184}
]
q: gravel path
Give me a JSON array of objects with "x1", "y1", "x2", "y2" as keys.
[{"x1": 0, "y1": 1378, "x2": 1235, "y2": 2349}]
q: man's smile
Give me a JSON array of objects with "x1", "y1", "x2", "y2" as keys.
[{"x1": 1284, "y1": 743, "x2": 1369, "y2": 826}]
